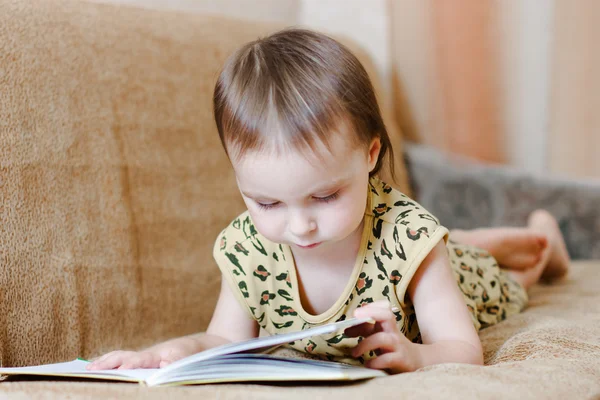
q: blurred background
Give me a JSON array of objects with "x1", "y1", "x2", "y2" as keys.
[{"x1": 93, "y1": 0, "x2": 599, "y2": 181}]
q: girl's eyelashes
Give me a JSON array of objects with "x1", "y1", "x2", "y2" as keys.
[
  {"x1": 256, "y1": 201, "x2": 280, "y2": 211},
  {"x1": 313, "y1": 191, "x2": 339, "y2": 203},
  {"x1": 255, "y1": 191, "x2": 340, "y2": 211}
]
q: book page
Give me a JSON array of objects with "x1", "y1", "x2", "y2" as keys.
[
  {"x1": 0, "y1": 359, "x2": 156, "y2": 383},
  {"x1": 148, "y1": 354, "x2": 387, "y2": 386},
  {"x1": 147, "y1": 316, "x2": 374, "y2": 385}
]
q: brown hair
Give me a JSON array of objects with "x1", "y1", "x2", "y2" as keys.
[{"x1": 213, "y1": 28, "x2": 394, "y2": 179}]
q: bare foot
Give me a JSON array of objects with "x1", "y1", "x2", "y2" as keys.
[
  {"x1": 527, "y1": 209, "x2": 570, "y2": 282},
  {"x1": 450, "y1": 227, "x2": 548, "y2": 270}
]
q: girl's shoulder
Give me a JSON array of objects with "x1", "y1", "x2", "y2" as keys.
[
  {"x1": 368, "y1": 176, "x2": 443, "y2": 230},
  {"x1": 366, "y1": 178, "x2": 450, "y2": 311}
]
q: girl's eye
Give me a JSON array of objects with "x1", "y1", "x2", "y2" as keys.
[
  {"x1": 314, "y1": 191, "x2": 339, "y2": 203},
  {"x1": 257, "y1": 201, "x2": 280, "y2": 211},
  {"x1": 256, "y1": 191, "x2": 339, "y2": 211}
]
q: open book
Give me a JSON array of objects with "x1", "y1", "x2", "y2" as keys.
[{"x1": 0, "y1": 317, "x2": 387, "y2": 386}]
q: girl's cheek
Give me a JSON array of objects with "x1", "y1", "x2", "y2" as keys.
[
  {"x1": 338, "y1": 196, "x2": 362, "y2": 219},
  {"x1": 322, "y1": 206, "x2": 348, "y2": 235},
  {"x1": 332, "y1": 197, "x2": 366, "y2": 234},
  {"x1": 250, "y1": 211, "x2": 283, "y2": 241}
]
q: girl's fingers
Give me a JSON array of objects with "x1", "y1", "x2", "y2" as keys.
[
  {"x1": 90, "y1": 351, "x2": 115, "y2": 365},
  {"x1": 354, "y1": 300, "x2": 391, "y2": 313},
  {"x1": 364, "y1": 351, "x2": 413, "y2": 373},
  {"x1": 353, "y1": 302, "x2": 399, "y2": 334},
  {"x1": 117, "y1": 353, "x2": 158, "y2": 370},
  {"x1": 87, "y1": 352, "x2": 125, "y2": 370},
  {"x1": 344, "y1": 321, "x2": 377, "y2": 338},
  {"x1": 351, "y1": 331, "x2": 399, "y2": 358},
  {"x1": 86, "y1": 352, "x2": 112, "y2": 370},
  {"x1": 117, "y1": 353, "x2": 144, "y2": 370},
  {"x1": 87, "y1": 351, "x2": 162, "y2": 370},
  {"x1": 138, "y1": 352, "x2": 161, "y2": 369}
]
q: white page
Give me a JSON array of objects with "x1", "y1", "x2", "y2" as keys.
[
  {"x1": 147, "y1": 316, "x2": 373, "y2": 386},
  {"x1": 0, "y1": 359, "x2": 157, "y2": 382},
  {"x1": 170, "y1": 353, "x2": 358, "y2": 371},
  {"x1": 153, "y1": 362, "x2": 387, "y2": 386}
]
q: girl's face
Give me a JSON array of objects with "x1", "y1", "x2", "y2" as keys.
[{"x1": 231, "y1": 130, "x2": 381, "y2": 254}]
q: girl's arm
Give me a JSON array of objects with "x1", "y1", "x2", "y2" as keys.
[
  {"x1": 405, "y1": 239, "x2": 483, "y2": 368},
  {"x1": 87, "y1": 277, "x2": 259, "y2": 370},
  {"x1": 206, "y1": 277, "x2": 261, "y2": 342},
  {"x1": 350, "y1": 239, "x2": 483, "y2": 373}
]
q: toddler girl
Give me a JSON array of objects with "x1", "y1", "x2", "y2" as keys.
[{"x1": 88, "y1": 28, "x2": 569, "y2": 373}]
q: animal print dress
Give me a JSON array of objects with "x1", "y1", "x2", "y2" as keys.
[{"x1": 213, "y1": 177, "x2": 528, "y2": 365}]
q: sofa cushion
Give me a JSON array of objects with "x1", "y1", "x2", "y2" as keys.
[
  {"x1": 0, "y1": 0, "x2": 409, "y2": 366},
  {"x1": 0, "y1": 0, "x2": 259, "y2": 366}
]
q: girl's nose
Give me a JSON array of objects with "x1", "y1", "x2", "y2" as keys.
[{"x1": 288, "y1": 211, "x2": 317, "y2": 237}]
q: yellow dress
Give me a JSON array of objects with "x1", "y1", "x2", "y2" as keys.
[{"x1": 213, "y1": 176, "x2": 528, "y2": 365}]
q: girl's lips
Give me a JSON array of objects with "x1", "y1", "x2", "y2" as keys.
[{"x1": 297, "y1": 242, "x2": 322, "y2": 249}]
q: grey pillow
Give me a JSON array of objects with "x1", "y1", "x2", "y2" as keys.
[{"x1": 403, "y1": 143, "x2": 600, "y2": 260}]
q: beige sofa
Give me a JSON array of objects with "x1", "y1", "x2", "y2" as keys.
[{"x1": 1, "y1": 1, "x2": 599, "y2": 398}]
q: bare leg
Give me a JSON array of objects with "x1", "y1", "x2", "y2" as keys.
[
  {"x1": 506, "y1": 210, "x2": 571, "y2": 290},
  {"x1": 450, "y1": 227, "x2": 548, "y2": 270}
]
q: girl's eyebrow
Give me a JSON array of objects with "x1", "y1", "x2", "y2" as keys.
[{"x1": 241, "y1": 178, "x2": 347, "y2": 200}]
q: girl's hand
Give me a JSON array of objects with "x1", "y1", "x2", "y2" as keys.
[
  {"x1": 86, "y1": 350, "x2": 164, "y2": 370},
  {"x1": 345, "y1": 300, "x2": 422, "y2": 373},
  {"x1": 86, "y1": 337, "x2": 203, "y2": 370}
]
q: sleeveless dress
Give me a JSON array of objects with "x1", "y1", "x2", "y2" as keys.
[{"x1": 213, "y1": 177, "x2": 528, "y2": 365}]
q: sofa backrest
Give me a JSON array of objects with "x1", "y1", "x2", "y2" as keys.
[{"x1": 0, "y1": 0, "x2": 408, "y2": 366}]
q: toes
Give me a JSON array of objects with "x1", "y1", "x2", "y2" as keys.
[
  {"x1": 519, "y1": 233, "x2": 546, "y2": 256},
  {"x1": 529, "y1": 209, "x2": 558, "y2": 229},
  {"x1": 538, "y1": 236, "x2": 548, "y2": 250}
]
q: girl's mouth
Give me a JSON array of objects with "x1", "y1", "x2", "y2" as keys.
[{"x1": 296, "y1": 242, "x2": 322, "y2": 249}]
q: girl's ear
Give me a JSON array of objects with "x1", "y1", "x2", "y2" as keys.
[{"x1": 367, "y1": 137, "x2": 382, "y2": 172}]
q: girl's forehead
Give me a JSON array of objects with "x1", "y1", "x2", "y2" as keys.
[
  {"x1": 232, "y1": 140, "x2": 366, "y2": 197},
  {"x1": 234, "y1": 145, "x2": 346, "y2": 176}
]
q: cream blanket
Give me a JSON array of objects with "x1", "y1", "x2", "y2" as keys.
[{"x1": 0, "y1": 262, "x2": 598, "y2": 398}]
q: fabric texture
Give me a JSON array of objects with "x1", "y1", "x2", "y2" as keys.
[
  {"x1": 0, "y1": 262, "x2": 599, "y2": 398},
  {"x1": 0, "y1": 0, "x2": 267, "y2": 367},
  {"x1": 214, "y1": 177, "x2": 528, "y2": 364}
]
